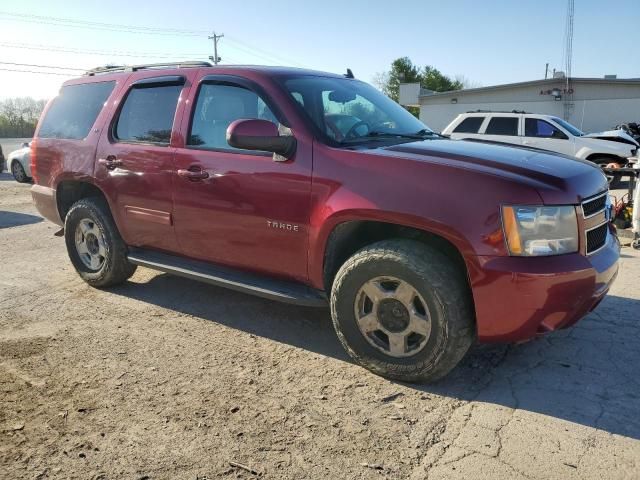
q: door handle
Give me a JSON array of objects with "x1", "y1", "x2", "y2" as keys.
[
  {"x1": 177, "y1": 167, "x2": 209, "y2": 180},
  {"x1": 98, "y1": 155, "x2": 123, "y2": 170}
]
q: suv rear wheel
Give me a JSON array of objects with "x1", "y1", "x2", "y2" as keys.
[
  {"x1": 64, "y1": 197, "x2": 136, "y2": 287},
  {"x1": 330, "y1": 239, "x2": 475, "y2": 383}
]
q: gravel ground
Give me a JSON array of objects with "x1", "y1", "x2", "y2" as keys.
[{"x1": 1, "y1": 172, "x2": 639, "y2": 479}]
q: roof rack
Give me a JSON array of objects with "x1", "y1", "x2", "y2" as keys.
[
  {"x1": 466, "y1": 109, "x2": 529, "y2": 114},
  {"x1": 84, "y1": 61, "x2": 213, "y2": 76}
]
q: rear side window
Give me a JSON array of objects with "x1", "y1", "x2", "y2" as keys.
[
  {"x1": 115, "y1": 84, "x2": 182, "y2": 144},
  {"x1": 485, "y1": 117, "x2": 518, "y2": 136},
  {"x1": 38, "y1": 81, "x2": 115, "y2": 140},
  {"x1": 453, "y1": 116, "x2": 484, "y2": 134}
]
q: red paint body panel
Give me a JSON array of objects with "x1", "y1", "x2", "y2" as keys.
[{"x1": 30, "y1": 65, "x2": 620, "y2": 343}]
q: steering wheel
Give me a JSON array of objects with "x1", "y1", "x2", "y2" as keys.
[{"x1": 344, "y1": 120, "x2": 370, "y2": 140}]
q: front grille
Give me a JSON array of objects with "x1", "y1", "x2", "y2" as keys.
[
  {"x1": 582, "y1": 193, "x2": 607, "y2": 218},
  {"x1": 586, "y1": 223, "x2": 608, "y2": 254}
]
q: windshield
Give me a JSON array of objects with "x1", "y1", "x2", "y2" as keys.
[
  {"x1": 551, "y1": 117, "x2": 584, "y2": 137},
  {"x1": 283, "y1": 76, "x2": 432, "y2": 144}
]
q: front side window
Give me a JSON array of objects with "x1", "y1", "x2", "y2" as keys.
[
  {"x1": 38, "y1": 81, "x2": 115, "y2": 140},
  {"x1": 453, "y1": 116, "x2": 485, "y2": 134},
  {"x1": 283, "y1": 76, "x2": 432, "y2": 144},
  {"x1": 188, "y1": 83, "x2": 277, "y2": 151},
  {"x1": 115, "y1": 84, "x2": 182, "y2": 144},
  {"x1": 485, "y1": 117, "x2": 518, "y2": 136},
  {"x1": 525, "y1": 118, "x2": 567, "y2": 139},
  {"x1": 551, "y1": 117, "x2": 583, "y2": 137}
]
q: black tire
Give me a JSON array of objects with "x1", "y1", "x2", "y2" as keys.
[
  {"x1": 64, "y1": 197, "x2": 136, "y2": 288},
  {"x1": 11, "y1": 161, "x2": 29, "y2": 183},
  {"x1": 330, "y1": 239, "x2": 475, "y2": 383}
]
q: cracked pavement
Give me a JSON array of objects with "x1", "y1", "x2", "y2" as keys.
[{"x1": 1, "y1": 172, "x2": 639, "y2": 479}]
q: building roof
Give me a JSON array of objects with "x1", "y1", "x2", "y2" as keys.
[{"x1": 417, "y1": 77, "x2": 640, "y2": 99}]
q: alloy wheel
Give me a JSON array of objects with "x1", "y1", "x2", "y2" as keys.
[
  {"x1": 354, "y1": 276, "x2": 432, "y2": 358},
  {"x1": 74, "y1": 218, "x2": 107, "y2": 270}
]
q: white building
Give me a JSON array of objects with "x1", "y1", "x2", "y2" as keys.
[{"x1": 399, "y1": 77, "x2": 640, "y2": 133}]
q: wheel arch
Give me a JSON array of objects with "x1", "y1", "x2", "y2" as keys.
[
  {"x1": 56, "y1": 179, "x2": 111, "y2": 222},
  {"x1": 320, "y1": 217, "x2": 473, "y2": 295},
  {"x1": 584, "y1": 152, "x2": 626, "y2": 164}
]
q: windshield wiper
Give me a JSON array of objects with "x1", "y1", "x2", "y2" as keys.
[{"x1": 340, "y1": 129, "x2": 441, "y2": 144}]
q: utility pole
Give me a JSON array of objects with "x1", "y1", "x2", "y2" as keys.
[
  {"x1": 544, "y1": 63, "x2": 549, "y2": 79},
  {"x1": 208, "y1": 32, "x2": 224, "y2": 65}
]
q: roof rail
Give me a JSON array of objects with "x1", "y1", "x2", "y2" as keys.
[
  {"x1": 466, "y1": 109, "x2": 529, "y2": 114},
  {"x1": 84, "y1": 61, "x2": 213, "y2": 76}
]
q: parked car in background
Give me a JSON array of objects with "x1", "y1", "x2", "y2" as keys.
[
  {"x1": 442, "y1": 111, "x2": 638, "y2": 166},
  {"x1": 0, "y1": 144, "x2": 5, "y2": 173},
  {"x1": 8, "y1": 142, "x2": 32, "y2": 183},
  {"x1": 30, "y1": 63, "x2": 619, "y2": 383}
]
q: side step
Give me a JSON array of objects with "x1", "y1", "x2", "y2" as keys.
[{"x1": 127, "y1": 248, "x2": 327, "y2": 307}]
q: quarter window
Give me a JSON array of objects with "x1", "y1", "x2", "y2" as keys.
[
  {"x1": 485, "y1": 117, "x2": 519, "y2": 136},
  {"x1": 115, "y1": 84, "x2": 182, "y2": 144},
  {"x1": 188, "y1": 83, "x2": 277, "y2": 151},
  {"x1": 38, "y1": 81, "x2": 115, "y2": 140},
  {"x1": 453, "y1": 117, "x2": 484, "y2": 134}
]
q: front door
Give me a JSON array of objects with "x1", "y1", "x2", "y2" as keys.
[
  {"x1": 95, "y1": 74, "x2": 189, "y2": 253},
  {"x1": 521, "y1": 117, "x2": 575, "y2": 156},
  {"x1": 172, "y1": 77, "x2": 312, "y2": 282}
]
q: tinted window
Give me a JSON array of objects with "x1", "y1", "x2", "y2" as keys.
[
  {"x1": 525, "y1": 118, "x2": 567, "y2": 139},
  {"x1": 38, "y1": 81, "x2": 115, "y2": 140},
  {"x1": 453, "y1": 116, "x2": 484, "y2": 134},
  {"x1": 485, "y1": 117, "x2": 518, "y2": 136},
  {"x1": 188, "y1": 83, "x2": 277, "y2": 151},
  {"x1": 115, "y1": 84, "x2": 182, "y2": 144}
]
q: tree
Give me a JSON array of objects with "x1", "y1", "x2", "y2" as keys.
[
  {"x1": 373, "y1": 57, "x2": 471, "y2": 116},
  {"x1": 0, "y1": 97, "x2": 48, "y2": 137}
]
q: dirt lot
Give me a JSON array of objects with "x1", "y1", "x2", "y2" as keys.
[{"x1": 1, "y1": 173, "x2": 639, "y2": 480}]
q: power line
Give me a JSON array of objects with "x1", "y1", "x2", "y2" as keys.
[
  {"x1": 0, "y1": 11, "x2": 208, "y2": 36},
  {"x1": 0, "y1": 67, "x2": 74, "y2": 76},
  {"x1": 0, "y1": 41, "x2": 209, "y2": 59},
  {"x1": 0, "y1": 61, "x2": 85, "y2": 71},
  {"x1": 225, "y1": 35, "x2": 308, "y2": 68},
  {"x1": 0, "y1": 10, "x2": 307, "y2": 67}
]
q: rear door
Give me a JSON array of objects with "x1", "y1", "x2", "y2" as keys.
[
  {"x1": 480, "y1": 115, "x2": 521, "y2": 146},
  {"x1": 94, "y1": 73, "x2": 193, "y2": 253},
  {"x1": 522, "y1": 117, "x2": 575, "y2": 156},
  {"x1": 447, "y1": 115, "x2": 486, "y2": 140}
]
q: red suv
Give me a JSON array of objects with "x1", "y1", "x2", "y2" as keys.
[{"x1": 31, "y1": 62, "x2": 619, "y2": 382}]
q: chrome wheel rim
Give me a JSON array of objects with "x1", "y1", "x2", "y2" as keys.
[
  {"x1": 74, "y1": 218, "x2": 106, "y2": 271},
  {"x1": 354, "y1": 276, "x2": 431, "y2": 358}
]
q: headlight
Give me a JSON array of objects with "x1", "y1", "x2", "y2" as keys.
[{"x1": 502, "y1": 205, "x2": 578, "y2": 256}]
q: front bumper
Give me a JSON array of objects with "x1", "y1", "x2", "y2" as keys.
[{"x1": 471, "y1": 227, "x2": 620, "y2": 342}]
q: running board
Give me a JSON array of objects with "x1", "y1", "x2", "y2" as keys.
[{"x1": 127, "y1": 248, "x2": 327, "y2": 307}]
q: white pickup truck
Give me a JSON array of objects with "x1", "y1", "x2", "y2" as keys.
[{"x1": 442, "y1": 111, "x2": 638, "y2": 166}]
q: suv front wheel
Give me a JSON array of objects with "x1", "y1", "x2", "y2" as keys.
[
  {"x1": 64, "y1": 197, "x2": 136, "y2": 287},
  {"x1": 330, "y1": 239, "x2": 475, "y2": 383}
]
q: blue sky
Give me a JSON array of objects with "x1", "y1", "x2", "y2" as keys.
[{"x1": 0, "y1": 0, "x2": 638, "y2": 99}]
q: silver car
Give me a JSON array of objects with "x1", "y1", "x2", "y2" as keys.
[{"x1": 8, "y1": 142, "x2": 31, "y2": 183}]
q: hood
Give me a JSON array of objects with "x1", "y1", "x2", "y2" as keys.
[
  {"x1": 377, "y1": 138, "x2": 608, "y2": 204},
  {"x1": 582, "y1": 129, "x2": 639, "y2": 147}
]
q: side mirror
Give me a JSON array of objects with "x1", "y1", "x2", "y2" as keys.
[
  {"x1": 21, "y1": 142, "x2": 29, "y2": 148},
  {"x1": 226, "y1": 119, "x2": 296, "y2": 160}
]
